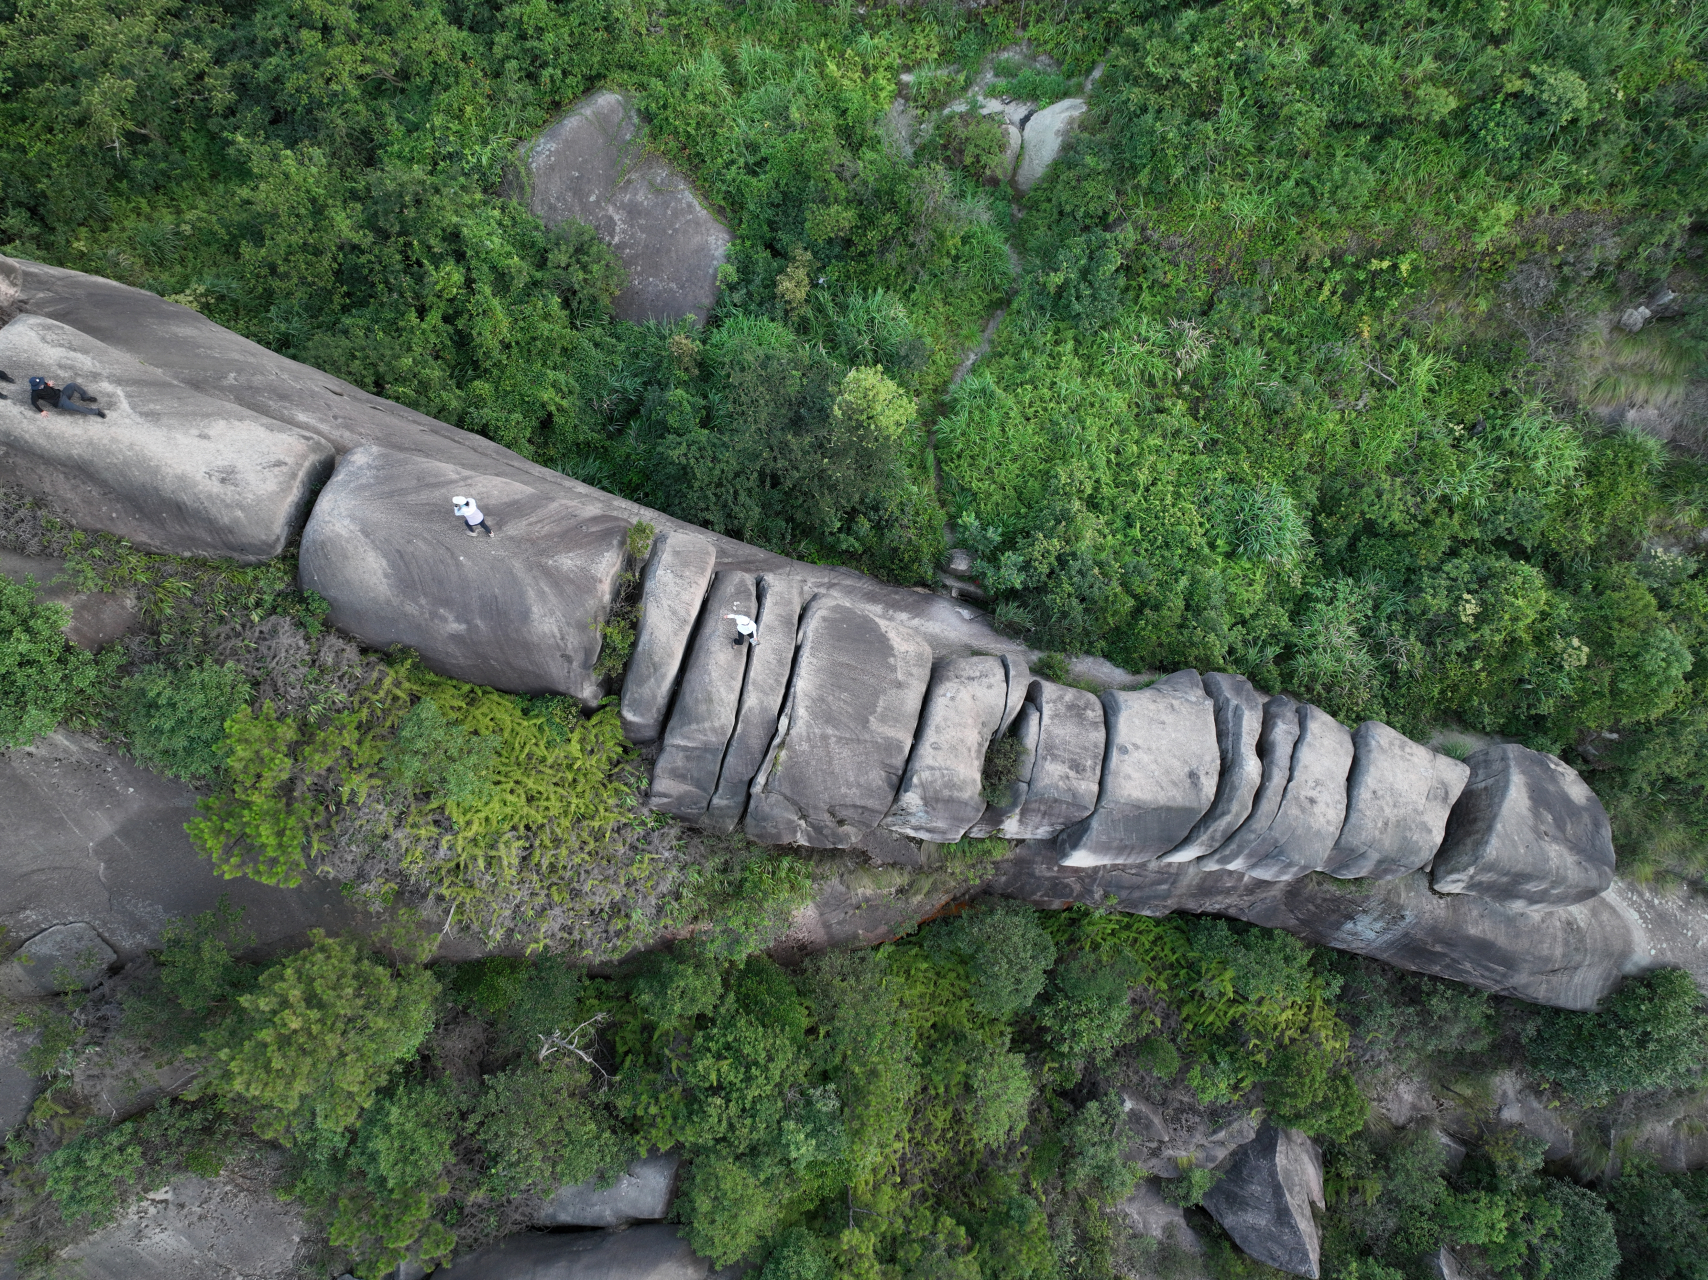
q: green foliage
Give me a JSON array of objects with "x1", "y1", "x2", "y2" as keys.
[
  {"x1": 1607, "y1": 1162, "x2": 1708, "y2": 1280},
  {"x1": 0, "y1": 574, "x2": 116, "y2": 747},
  {"x1": 980, "y1": 733, "x2": 1025, "y2": 806},
  {"x1": 1529, "y1": 968, "x2": 1708, "y2": 1102},
  {"x1": 472, "y1": 1062, "x2": 626, "y2": 1198},
  {"x1": 1534, "y1": 1178, "x2": 1620, "y2": 1280},
  {"x1": 41, "y1": 1123, "x2": 143, "y2": 1227},
  {"x1": 383, "y1": 697, "x2": 499, "y2": 805},
  {"x1": 924, "y1": 897, "x2": 1056, "y2": 1019},
  {"x1": 117, "y1": 659, "x2": 252, "y2": 781}
]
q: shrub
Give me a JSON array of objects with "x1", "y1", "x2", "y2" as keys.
[
  {"x1": 1529, "y1": 968, "x2": 1708, "y2": 1102},
  {"x1": 0, "y1": 574, "x2": 115, "y2": 747},
  {"x1": 383, "y1": 696, "x2": 499, "y2": 805},
  {"x1": 1606, "y1": 1162, "x2": 1708, "y2": 1279},
  {"x1": 1533, "y1": 1178, "x2": 1619, "y2": 1280},
  {"x1": 41, "y1": 1123, "x2": 144, "y2": 1226},
  {"x1": 472, "y1": 1062, "x2": 627, "y2": 1196},
  {"x1": 117, "y1": 658, "x2": 252, "y2": 781},
  {"x1": 924, "y1": 898, "x2": 1056, "y2": 1019}
]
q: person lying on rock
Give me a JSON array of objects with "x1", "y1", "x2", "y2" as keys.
[
  {"x1": 452, "y1": 494, "x2": 493, "y2": 537},
  {"x1": 28, "y1": 376, "x2": 105, "y2": 418},
  {"x1": 723, "y1": 611, "x2": 759, "y2": 648}
]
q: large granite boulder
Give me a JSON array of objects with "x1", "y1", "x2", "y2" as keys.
[
  {"x1": 969, "y1": 695, "x2": 1041, "y2": 838},
  {"x1": 1432, "y1": 744, "x2": 1614, "y2": 909},
  {"x1": 300, "y1": 446, "x2": 630, "y2": 705},
  {"x1": 1197, "y1": 696, "x2": 1302, "y2": 872},
  {"x1": 884, "y1": 656, "x2": 1010, "y2": 842},
  {"x1": 1005, "y1": 680, "x2": 1107, "y2": 839},
  {"x1": 1161, "y1": 671, "x2": 1266, "y2": 864},
  {"x1": 621, "y1": 528, "x2": 717, "y2": 744},
  {"x1": 1242, "y1": 705, "x2": 1355, "y2": 882},
  {"x1": 536, "y1": 1152, "x2": 680, "y2": 1228},
  {"x1": 1015, "y1": 98, "x2": 1087, "y2": 194},
  {"x1": 1058, "y1": 671, "x2": 1220, "y2": 866},
  {"x1": 1201, "y1": 1124, "x2": 1325, "y2": 1278},
  {"x1": 444, "y1": 1224, "x2": 709, "y2": 1279},
  {"x1": 0, "y1": 921, "x2": 115, "y2": 999},
  {"x1": 0, "y1": 314, "x2": 332, "y2": 562},
  {"x1": 651, "y1": 571, "x2": 756, "y2": 819},
  {"x1": 745, "y1": 597, "x2": 933, "y2": 849},
  {"x1": 702, "y1": 574, "x2": 804, "y2": 834},
  {"x1": 1323, "y1": 722, "x2": 1470, "y2": 881},
  {"x1": 520, "y1": 91, "x2": 732, "y2": 325}
]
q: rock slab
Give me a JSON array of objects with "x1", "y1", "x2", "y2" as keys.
[
  {"x1": 1324, "y1": 722, "x2": 1470, "y2": 880},
  {"x1": 1201, "y1": 1124, "x2": 1325, "y2": 1279},
  {"x1": 621, "y1": 528, "x2": 717, "y2": 744},
  {"x1": 301, "y1": 445, "x2": 630, "y2": 706},
  {"x1": 1006, "y1": 679, "x2": 1106, "y2": 840},
  {"x1": 0, "y1": 921, "x2": 115, "y2": 999},
  {"x1": 968, "y1": 696, "x2": 1041, "y2": 838},
  {"x1": 1243, "y1": 705, "x2": 1355, "y2": 882},
  {"x1": 0, "y1": 314, "x2": 332, "y2": 562},
  {"x1": 522, "y1": 90, "x2": 732, "y2": 325},
  {"x1": 1059, "y1": 670, "x2": 1220, "y2": 866},
  {"x1": 1162, "y1": 671, "x2": 1265, "y2": 863},
  {"x1": 651, "y1": 571, "x2": 757, "y2": 819},
  {"x1": 1432, "y1": 744, "x2": 1615, "y2": 909},
  {"x1": 1197, "y1": 696, "x2": 1301, "y2": 872},
  {"x1": 445, "y1": 1224, "x2": 709, "y2": 1279},
  {"x1": 746, "y1": 597, "x2": 933, "y2": 849},
  {"x1": 536, "y1": 1152, "x2": 681, "y2": 1228},
  {"x1": 884, "y1": 656, "x2": 1009, "y2": 843},
  {"x1": 702, "y1": 574, "x2": 804, "y2": 835},
  {"x1": 1015, "y1": 97, "x2": 1087, "y2": 193}
]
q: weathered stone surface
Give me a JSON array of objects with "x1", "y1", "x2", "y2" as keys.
[
  {"x1": 746, "y1": 597, "x2": 933, "y2": 849},
  {"x1": 622, "y1": 528, "x2": 718, "y2": 744},
  {"x1": 0, "y1": 315, "x2": 332, "y2": 563},
  {"x1": 1432, "y1": 745, "x2": 1615, "y2": 910},
  {"x1": 1059, "y1": 671, "x2": 1219, "y2": 867},
  {"x1": 72, "y1": 1027, "x2": 200, "y2": 1123},
  {"x1": 1162, "y1": 672, "x2": 1265, "y2": 864},
  {"x1": 1201, "y1": 1124, "x2": 1325, "y2": 1279},
  {"x1": 1006, "y1": 680, "x2": 1106, "y2": 840},
  {"x1": 995, "y1": 654, "x2": 1031, "y2": 739},
  {"x1": 1243, "y1": 706, "x2": 1355, "y2": 883},
  {"x1": 1015, "y1": 98, "x2": 1087, "y2": 193},
  {"x1": 968, "y1": 697, "x2": 1041, "y2": 838},
  {"x1": 651, "y1": 572, "x2": 757, "y2": 819},
  {"x1": 0, "y1": 921, "x2": 115, "y2": 999},
  {"x1": 444, "y1": 1224, "x2": 709, "y2": 1279},
  {"x1": 1324, "y1": 722, "x2": 1470, "y2": 881},
  {"x1": 300, "y1": 445, "x2": 629, "y2": 706},
  {"x1": 703, "y1": 574, "x2": 804, "y2": 834},
  {"x1": 536, "y1": 1152, "x2": 681, "y2": 1228},
  {"x1": 884, "y1": 657, "x2": 1009, "y2": 842},
  {"x1": 521, "y1": 91, "x2": 732, "y2": 325},
  {"x1": 0, "y1": 1022, "x2": 43, "y2": 1136},
  {"x1": 0, "y1": 549, "x2": 138, "y2": 650},
  {"x1": 1114, "y1": 1179, "x2": 1204, "y2": 1257},
  {"x1": 1194, "y1": 696, "x2": 1301, "y2": 872},
  {"x1": 58, "y1": 1168, "x2": 306, "y2": 1280}
]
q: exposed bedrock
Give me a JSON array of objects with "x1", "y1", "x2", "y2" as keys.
[
  {"x1": 1195, "y1": 695, "x2": 1302, "y2": 873},
  {"x1": 520, "y1": 90, "x2": 733, "y2": 325},
  {"x1": 300, "y1": 445, "x2": 630, "y2": 705},
  {"x1": 650, "y1": 570, "x2": 757, "y2": 819},
  {"x1": 444, "y1": 1223, "x2": 714, "y2": 1278},
  {"x1": 1015, "y1": 97, "x2": 1088, "y2": 194},
  {"x1": 1325, "y1": 721, "x2": 1470, "y2": 881},
  {"x1": 1240, "y1": 704, "x2": 1355, "y2": 882},
  {"x1": 1004, "y1": 679, "x2": 1106, "y2": 839},
  {"x1": 621, "y1": 528, "x2": 718, "y2": 744},
  {"x1": 884, "y1": 656, "x2": 1011, "y2": 842},
  {"x1": 702, "y1": 573, "x2": 804, "y2": 835},
  {"x1": 746, "y1": 597, "x2": 934, "y2": 849},
  {"x1": 536, "y1": 1152, "x2": 680, "y2": 1228},
  {"x1": 1160, "y1": 671, "x2": 1265, "y2": 864},
  {"x1": 0, "y1": 314, "x2": 332, "y2": 562},
  {"x1": 1432, "y1": 744, "x2": 1616, "y2": 909},
  {"x1": 1200, "y1": 1123, "x2": 1325, "y2": 1279}
]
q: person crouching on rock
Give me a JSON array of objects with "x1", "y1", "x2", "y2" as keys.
[
  {"x1": 452, "y1": 495, "x2": 493, "y2": 537},
  {"x1": 29, "y1": 376, "x2": 105, "y2": 418},
  {"x1": 724, "y1": 610, "x2": 758, "y2": 648}
]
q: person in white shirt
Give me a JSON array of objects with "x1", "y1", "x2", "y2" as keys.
[
  {"x1": 723, "y1": 611, "x2": 758, "y2": 648},
  {"x1": 452, "y1": 495, "x2": 493, "y2": 537}
]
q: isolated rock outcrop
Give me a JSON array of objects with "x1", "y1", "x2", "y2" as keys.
[
  {"x1": 301, "y1": 446, "x2": 631, "y2": 706},
  {"x1": 1324, "y1": 722, "x2": 1470, "y2": 880},
  {"x1": 885, "y1": 656, "x2": 1011, "y2": 842},
  {"x1": 621, "y1": 528, "x2": 718, "y2": 744},
  {"x1": 1201, "y1": 1124, "x2": 1325, "y2": 1279},
  {"x1": 1005, "y1": 680, "x2": 1107, "y2": 839},
  {"x1": 536, "y1": 1153, "x2": 681, "y2": 1228},
  {"x1": 1432, "y1": 744, "x2": 1615, "y2": 909},
  {"x1": 0, "y1": 314, "x2": 332, "y2": 562},
  {"x1": 0, "y1": 921, "x2": 115, "y2": 999},
  {"x1": 1015, "y1": 98, "x2": 1087, "y2": 193},
  {"x1": 651, "y1": 571, "x2": 756, "y2": 819},
  {"x1": 746, "y1": 597, "x2": 933, "y2": 848},
  {"x1": 447, "y1": 1223, "x2": 711, "y2": 1278},
  {"x1": 702, "y1": 574, "x2": 804, "y2": 835},
  {"x1": 521, "y1": 90, "x2": 732, "y2": 325},
  {"x1": 1161, "y1": 671, "x2": 1266, "y2": 863},
  {"x1": 1242, "y1": 705, "x2": 1355, "y2": 882}
]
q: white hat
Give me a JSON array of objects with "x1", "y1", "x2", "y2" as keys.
[{"x1": 452, "y1": 495, "x2": 469, "y2": 506}]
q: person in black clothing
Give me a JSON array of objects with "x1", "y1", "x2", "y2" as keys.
[
  {"x1": 28, "y1": 376, "x2": 104, "y2": 418},
  {"x1": 0, "y1": 369, "x2": 11, "y2": 400}
]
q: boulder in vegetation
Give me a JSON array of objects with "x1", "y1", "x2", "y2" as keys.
[
  {"x1": 621, "y1": 528, "x2": 718, "y2": 744},
  {"x1": 301, "y1": 446, "x2": 631, "y2": 706},
  {"x1": 651, "y1": 571, "x2": 758, "y2": 819},
  {"x1": 1242, "y1": 705, "x2": 1356, "y2": 882},
  {"x1": 0, "y1": 921, "x2": 115, "y2": 999},
  {"x1": 449, "y1": 1222, "x2": 710, "y2": 1278},
  {"x1": 521, "y1": 90, "x2": 732, "y2": 325},
  {"x1": 1432, "y1": 744, "x2": 1615, "y2": 909},
  {"x1": 1015, "y1": 97, "x2": 1087, "y2": 193},
  {"x1": 1005, "y1": 679, "x2": 1107, "y2": 839},
  {"x1": 884, "y1": 656, "x2": 1010, "y2": 842},
  {"x1": 536, "y1": 1152, "x2": 682, "y2": 1228},
  {"x1": 1161, "y1": 670, "x2": 1266, "y2": 864},
  {"x1": 745, "y1": 596, "x2": 933, "y2": 848},
  {"x1": 1058, "y1": 670, "x2": 1221, "y2": 865},
  {"x1": 1324, "y1": 722, "x2": 1470, "y2": 880},
  {"x1": 0, "y1": 315, "x2": 333, "y2": 563},
  {"x1": 1200, "y1": 1123, "x2": 1326, "y2": 1279},
  {"x1": 702, "y1": 573, "x2": 804, "y2": 835}
]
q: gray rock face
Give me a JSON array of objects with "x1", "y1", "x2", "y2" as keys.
[
  {"x1": 1115, "y1": 1179, "x2": 1204, "y2": 1256},
  {"x1": 1162, "y1": 672, "x2": 1266, "y2": 864},
  {"x1": 1201, "y1": 1124, "x2": 1325, "y2": 1279},
  {"x1": 968, "y1": 696, "x2": 1041, "y2": 838},
  {"x1": 621, "y1": 528, "x2": 718, "y2": 744},
  {"x1": 301, "y1": 445, "x2": 630, "y2": 705},
  {"x1": 536, "y1": 1152, "x2": 681, "y2": 1228},
  {"x1": 1006, "y1": 680, "x2": 1107, "y2": 840},
  {"x1": 884, "y1": 657, "x2": 1010, "y2": 842},
  {"x1": 1059, "y1": 671, "x2": 1220, "y2": 866},
  {"x1": 1325, "y1": 723, "x2": 1470, "y2": 881},
  {"x1": 746, "y1": 597, "x2": 933, "y2": 849},
  {"x1": 1432, "y1": 744, "x2": 1615, "y2": 909},
  {"x1": 521, "y1": 91, "x2": 732, "y2": 325},
  {"x1": 445, "y1": 1224, "x2": 709, "y2": 1279},
  {"x1": 1243, "y1": 706, "x2": 1355, "y2": 883},
  {"x1": 0, "y1": 1022, "x2": 43, "y2": 1137},
  {"x1": 702, "y1": 574, "x2": 804, "y2": 835},
  {"x1": 0, "y1": 315, "x2": 332, "y2": 563},
  {"x1": 651, "y1": 572, "x2": 757, "y2": 820},
  {"x1": 0, "y1": 549, "x2": 138, "y2": 650},
  {"x1": 1015, "y1": 98, "x2": 1087, "y2": 193},
  {"x1": 0, "y1": 921, "x2": 115, "y2": 999},
  {"x1": 1196, "y1": 696, "x2": 1302, "y2": 872}
]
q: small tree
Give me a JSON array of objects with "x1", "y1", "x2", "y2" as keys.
[
  {"x1": 0, "y1": 575, "x2": 115, "y2": 747},
  {"x1": 1529, "y1": 968, "x2": 1708, "y2": 1102}
]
